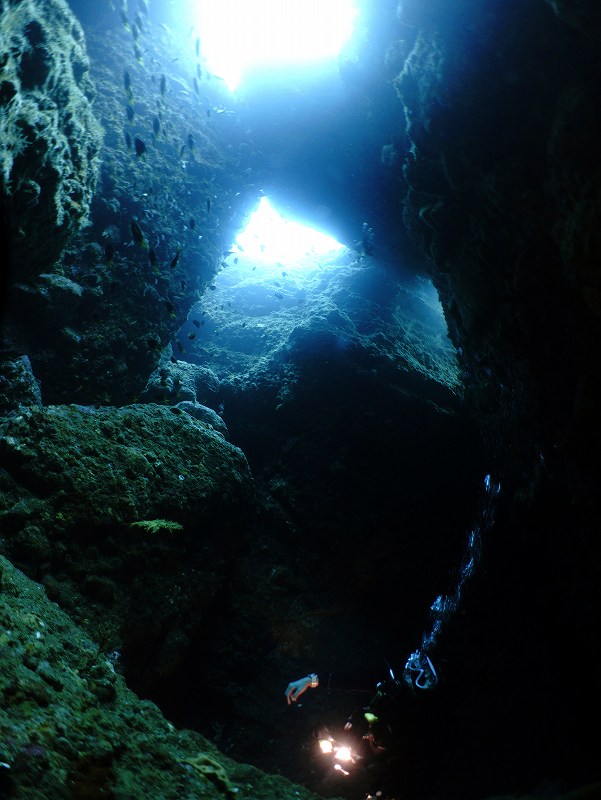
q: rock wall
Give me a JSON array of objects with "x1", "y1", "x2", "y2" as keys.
[
  {"x1": 1, "y1": 6, "x2": 257, "y2": 405},
  {"x1": 385, "y1": 0, "x2": 601, "y2": 794},
  {"x1": 395, "y1": 0, "x2": 601, "y2": 482},
  {"x1": 0, "y1": 0, "x2": 102, "y2": 278},
  {"x1": 0, "y1": 555, "x2": 325, "y2": 800}
]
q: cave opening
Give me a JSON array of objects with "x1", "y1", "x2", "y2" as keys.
[
  {"x1": 120, "y1": 0, "x2": 491, "y2": 794},
  {"x1": 192, "y1": 0, "x2": 359, "y2": 92},
  {"x1": 163, "y1": 182, "x2": 487, "y2": 797},
  {"x1": 11, "y1": 0, "x2": 593, "y2": 798}
]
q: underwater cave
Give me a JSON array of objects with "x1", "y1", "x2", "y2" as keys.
[{"x1": 1, "y1": 1, "x2": 601, "y2": 800}]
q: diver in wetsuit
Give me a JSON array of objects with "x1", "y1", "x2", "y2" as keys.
[
  {"x1": 284, "y1": 650, "x2": 438, "y2": 705},
  {"x1": 284, "y1": 651, "x2": 439, "y2": 797}
]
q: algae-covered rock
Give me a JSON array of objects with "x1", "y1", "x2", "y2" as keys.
[
  {"x1": 10, "y1": 272, "x2": 85, "y2": 331},
  {"x1": 141, "y1": 359, "x2": 221, "y2": 412},
  {"x1": 0, "y1": 402, "x2": 253, "y2": 528},
  {"x1": 128, "y1": 518, "x2": 183, "y2": 534},
  {"x1": 175, "y1": 401, "x2": 229, "y2": 439},
  {"x1": 0, "y1": 0, "x2": 102, "y2": 277},
  {"x1": 0, "y1": 402, "x2": 256, "y2": 689},
  {"x1": 0, "y1": 355, "x2": 41, "y2": 413},
  {"x1": 0, "y1": 555, "x2": 326, "y2": 800}
]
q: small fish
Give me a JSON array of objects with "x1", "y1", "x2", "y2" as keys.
[
  {"x1": 234, "y1": 257, "x2": 239, "y2": 264},
  {"x1": 208, "y1": 284, "x2": 216, "y2": 291},
  {"x1": 126, "y1": 102, "x2": 135, "y2": 121},
  {"x1": 281, "y1": 270, "x2": 287, "y2": 277},
  {"x1": 188, "y1": 217, "x2": 195, "y2": 230},
  {"x1": 193, "y1": 77, "x2": 199, "y2": 95},
  {"x1": 165, "y1": 301, "x2": 176, "y2": 318},
  {"x1": 176, "y1": 340, "x2": 184, "y2": 353},
  {"x1": 187, "y1": 133, "x2": 194, "y2": 150},
  {"x1": 188, "y1": 332, "x2": 196, "y2": 340},
  {"x1": 170, "y1": 355, "x2": 178, "y2": 364},
  {"x1": 195, "y1": 36, "x2": 200, "y2": 57},
  {"x1": 179, "y1": 144, "x2": 186, "y2": 158},
  {"x1": 196, "y1": 63, "x2": 202, "y2": 79},
  {"x1": 124, "y1": 70, "x2": 132, "y2": 94},
  {"x1": 206, "y1": 107, "x2": 211, "y2": 118},
  {"x1": 124, "y1": 131, "x2": 132, "y2": 149},
  {"x1": 169, "y1": 244, "x2": 181, "y2": 269},
  {"x1": 134, "y1": 136, "x2": 146, "y2": 156},
  {"x1": 160, "y1": 73, "x2": 166, "y2": 96},
  {"x1": 274, "y1": 291, "x2": 283, "y2": 299},
  {"x1": 206, "y1": 197, "x2": 211, "y2": 213},
  {"x1": 130, "y1": 219, "x2": 147, "y2": 248},
  {"x1": 192, "y1": 319, "x2": 201, "y2": 328},
  {"x1": 152, "y1": 116, "x2": 160, "y2": 137},
  {"x1": 148, "y1": 248, "x2": 160, "y2": 273},
  {"x1": 180, "y1": 279, "x2": 186, "y2": 290}
]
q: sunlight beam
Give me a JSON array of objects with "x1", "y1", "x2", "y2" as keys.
[
  {"x1": 234, "y1": 197, "x2": 344, "y2": 266},
  {"x1": 194, "y1": 0, "x2": 358, "y2": 91}
]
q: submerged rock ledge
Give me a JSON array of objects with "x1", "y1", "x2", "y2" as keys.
[{"x1": 0, "y1": 555, "x2": 325, "y2": 800}]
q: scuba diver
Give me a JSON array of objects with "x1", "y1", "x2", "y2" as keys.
[
  {"x1": 284, "y1": 650, "x2": 439, "y2": 798},
  {"x1": 284, "y1": 649, "x2": 438, "y2": 705}
]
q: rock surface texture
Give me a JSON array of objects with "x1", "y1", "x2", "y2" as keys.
[
  {"x1": 0, "y1": 0, "x2": 102, "y2": 277},
  {"x1": 390, "y1": 0, "x2": 601, "y2": 795},
  {"x1": 2, "y1": 0, "x2": 601, "y2": 799},
  {"x1": 0, "y1": 555, "x2": 325, "y2": 800}
]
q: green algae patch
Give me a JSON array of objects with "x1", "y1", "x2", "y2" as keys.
[
  {"x1": 129, "y1": 519, "x2": 184, "y2": 534},
  {"x1": 180, "y1": 753, "x2": 237, "y2": 799}
]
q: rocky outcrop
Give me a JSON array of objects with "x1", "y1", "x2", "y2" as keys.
[
  {"x1": 0, "y1": 402, "x2": 252, "y2": 528},
  {"x1": 0, "y1": 0, "x2": 102, "y2": 277},
  {"x1": 0, "y1": 402, "x2": 255, "y2": 689},
  {"x1": 395, "y1": 0, "x2": 601, "y2": 479},
  {"x1": 386, "y1": 0, "x2": 601, "y2": 795},
  {"x1": 0, "y1": 555, "x2": 325, "y2": 800},
  {"x1": 1, "y1": 9, "x2": 258, "y2": 406},
  {"x1": 0, "y1": 355, "x2": 41, "y2": 413}
]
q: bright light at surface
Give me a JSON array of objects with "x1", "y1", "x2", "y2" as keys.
[
  {"x1": 235, "y1": 196, "x2": 344, "y2": 265},
  {"x1": 195, "y1": 0, "x2": 358, "y2": 91}
]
